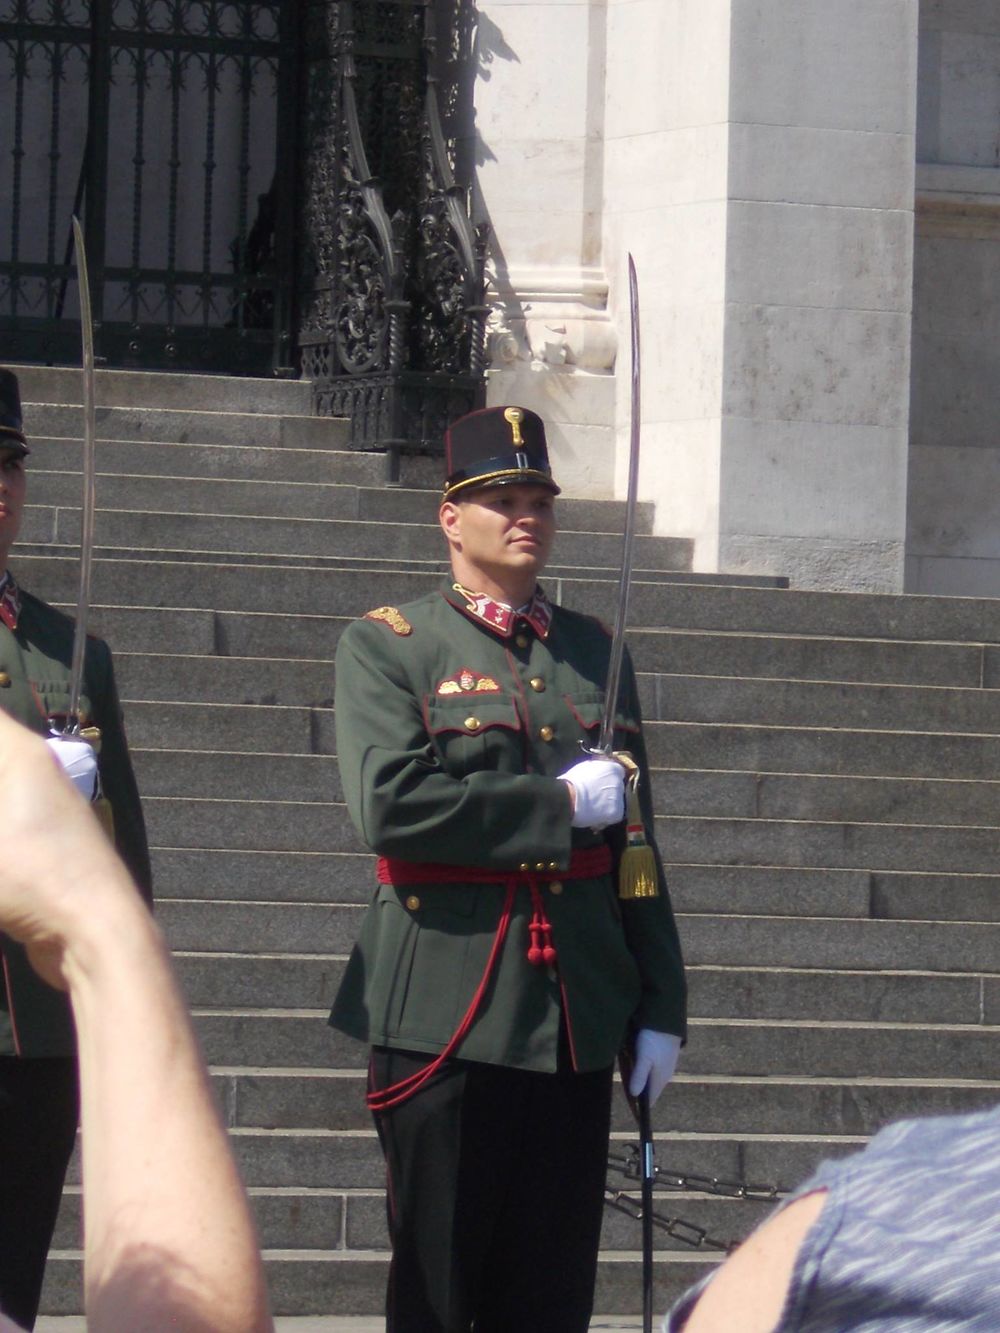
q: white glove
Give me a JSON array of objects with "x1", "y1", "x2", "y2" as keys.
[
  {"x1": 558, "y1": 757, "x2": 625, "y2": 829},
  {"x1": 45, "y1": 735, "x2": 99, "y2": 802},
  {"x1": 628, "y1": 1029, "x2": 682, "y2": 1107}
]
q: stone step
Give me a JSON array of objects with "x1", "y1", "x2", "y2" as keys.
[
  {"x1": 34, "y1": 436, "x2": 397, "y2": 486},
  {"x1": 126, "y1": 700, "x2": 334, "y2": 755},
  {"x1": 170, "y1": 949, "x2": 986, "y2": 1025},
  {"x1": 22, "y1": 475, "x2": 658, "y2": 541},
  {"x1": 117, "y1": 654, "x2": 335, "y2": 708},
  {"x1": 48, "y1": 1182, "x2": 769, "y2": 1255},
  {"x1": 147, "y1": 849, "x2": 1000, "y2": 924},
  {"x1": 39, "y1": 1250, "x2": 720, "y2": 1319},
  {"x1": 661, "y1": 720, "x2": 1000, "y2": 780},
  {"x1": 653, "y1": 768, "x2": 1000, "y2": 828},
  {"x1": 150, "y1": 847, "x2": 374, "y2": 903},
  {"x1": 206, "y1": 1067, "x2": 1000, "y2": 1138},
  {"x1": 18, "y1": 365, "x2": 317, "y2": 415},
  {"x1": 141, "y1": 790, "x2": 1000, "y2": 874},
  {"x1": 134, "y1": 749, "x2": 340, "y2": 801},
  {"x1": 15, "y1": 535, "x2": 1000, "y2": 650},
  {"x1": 27, "y1": 447, "x2": 655, "y2": 533},
  {"x1": 122, "y1": 650, "x2": 1000, "y2": 741},
  {"x1": 872, "y1": 871, "x2": 1000, "y2": 922},
  {"x1": 677, "y1": 913, "x2": 1000, "y2": 975},
  {"x1": 661, "y1": 813, "x2": 1000, "y2": 877},
  {"x1": 626, "y1": 628, "x2": 987, "y2": 688},
  {"x1": 60, "y1": 1120, "x2": 845, "y2": 1202},
  {"x1": 132, "y1": 741, "x2": 1000, "y2": 825},
  {"x1": 5, "y1": 552, "x2": 995, "y2": 646},
  {"x1": 10, "y1": 553, "x2": 775, "y2": 621},
  {"x1": 24, "y1": 505, "x2": 691, "y2": 572},
  {"x1": 161, "y1": 894, "x2": 1000, "y2": 978},
  {"x1": 117, "y1": 701, "x2": 1000, "y2": 786},
  {"x1": 188, "y1": 1009, "x2": 1000, "y2": 1080},
  {"x1": 666, "y1": 864, "x2": 1000, "y2": 924},
  {"x1": 68, "y1": 603, "x2": 1000, "y2": 688},
  {"x1": 648, "y1": 674, "x2": 1000, "y2": 735},
  {"x1": 23, "y1": 402, "x2": 350, "y2": 451}
]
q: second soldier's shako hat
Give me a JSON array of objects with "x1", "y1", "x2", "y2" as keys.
[
  {"x1": 443, "y1": 405, "x2": 560, "y2": 501},
  {"x1": 0, "y1": 369, "x2": 29, "y2": 458}
]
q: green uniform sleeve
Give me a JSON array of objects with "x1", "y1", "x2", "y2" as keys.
[
  {"x1": 335, "y1": 619, "x2": 575, "y2": 871},
  {"x1": 87, "y1": 638, "x2": 153, "y2": 905}
]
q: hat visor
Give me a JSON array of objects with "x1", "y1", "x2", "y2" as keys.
[
  {"x1": 444, "y1": 468, "x2": 560, "y2": 501},
  {"x1": 0, "y1": 428, "x2": 29, "y2": 458}
]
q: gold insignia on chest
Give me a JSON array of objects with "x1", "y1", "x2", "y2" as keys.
[
  {"x1": 365, "y1": 606, "x2": 413, "y2": 636},
  {"x1": 437, "y1": 668, "x2": 500, "y2": 695}
]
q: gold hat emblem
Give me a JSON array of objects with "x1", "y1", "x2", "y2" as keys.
[{"x1": 503, "y1": 406, "x2": 525, "y2": 447}]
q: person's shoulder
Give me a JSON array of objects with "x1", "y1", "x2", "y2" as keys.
[
  {"x1": 552, "y1": 601, "x2": 612, "y2": 641},
  {"x1": 19, "y1": 588, "x2": 75, "y2": 646},
  {"x1": 18, "y1": 589, "x2": 113, "y2": 663},
  {"x1": 341, "y1": 591, "x2": 442, "y2": 649}
]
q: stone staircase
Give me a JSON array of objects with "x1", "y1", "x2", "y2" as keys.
[{"x1": 9, "y1": 366, "x2": 1000, "y2": 1318}]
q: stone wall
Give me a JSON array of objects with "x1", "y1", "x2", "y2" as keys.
[
  {"x1": 907, "y1": 0, "x2": 1000, "y2": 595},
  {"x1": 477, "y1": 1, "x2": 919, "y2": 592}
]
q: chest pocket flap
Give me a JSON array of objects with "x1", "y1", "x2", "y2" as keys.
[{"x1": 424, "y1": 693, "x2": 522, "y2": 737}]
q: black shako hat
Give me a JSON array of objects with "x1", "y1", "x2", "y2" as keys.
[
  {"x1": 443, "y1": 405, "x2": 559, "y2": 501},
  {"x1": 0, "y1": 370, "x2": 29, "y2": 457}
]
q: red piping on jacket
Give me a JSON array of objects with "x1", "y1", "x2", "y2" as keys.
[{"x1": 367, "y1": 845, "x2": 612, "y2": 1112}]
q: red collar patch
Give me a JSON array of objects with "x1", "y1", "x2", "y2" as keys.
[
  {"x1": 448, "y1": 583, "x2": 553, "y2": 641},
  {"x1": 0, "y1": 572, "x2": 21, "y2": 631}
]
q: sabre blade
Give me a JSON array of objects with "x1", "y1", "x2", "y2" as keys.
[
  {"x1": 65, "y1": 216, "x2": 97, "y2": 733},
  {"x1": 596, "y1": 253, "x2": 641, "y2": 754}
]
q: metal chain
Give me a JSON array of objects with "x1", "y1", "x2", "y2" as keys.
[{"x1": 605, "y1": 1146, "x2": 791, "y2": 1255}]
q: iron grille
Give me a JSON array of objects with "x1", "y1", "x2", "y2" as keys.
[{"x1": 0, "y1": 0, "x2": 296, "y2": 375}]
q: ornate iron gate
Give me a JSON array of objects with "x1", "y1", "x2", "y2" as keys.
[
  {"x1": 0, "y1": 0, "x2": 296, "y2": 375},
  {"x1": 296, "y1": 0, "x2": 487, "y2": 455}
]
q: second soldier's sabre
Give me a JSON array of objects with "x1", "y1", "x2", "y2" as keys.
[
  {"x1": 596, "y1": 252, "x2": 642, "y2": 754},
  {"x1": 65, "y1": 215, "x2": 98, "y2": 734}
]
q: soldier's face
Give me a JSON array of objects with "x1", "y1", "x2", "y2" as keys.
[
  {"x1": 440, "y1": 483, "x2": 557, "y2": 596},
  {"x1": 0, "y1": 448, "x2": 26, "y2": 560}
]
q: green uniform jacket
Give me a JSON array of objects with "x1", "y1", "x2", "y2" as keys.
[
  {"x1": 0, "y1": 586, "x2": 152, "y2": 1057},
  {"x1": 329, "y1": 582, "x2": 686, "y2": 1074}
]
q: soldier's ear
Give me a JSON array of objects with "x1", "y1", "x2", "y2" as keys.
[{"x1": 439, "y1": 500, "x2": 462, "y2": 551}]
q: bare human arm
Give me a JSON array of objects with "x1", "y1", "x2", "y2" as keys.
[
  {"x1": 0, "y1": 710, "x2": 271, "y2": 1333},
  {"x1": 679, "y1": 1191, "x2": 828, "y2": 1333}
]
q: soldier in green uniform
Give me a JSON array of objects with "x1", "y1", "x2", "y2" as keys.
[
  {"x1": 0, "y1": 368, "x2": 152, "y2": 1331},
  {"x1": 330, "y1": 405, "x2": 686, "y2": 1332}
]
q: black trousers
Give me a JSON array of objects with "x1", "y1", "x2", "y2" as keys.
[
  {"x1": 371, "y1": 1047, "x2": 614, "y2": 1333},
  {"x1": 0, "y1": 1056, "x2": 79, "y2": 1331}
]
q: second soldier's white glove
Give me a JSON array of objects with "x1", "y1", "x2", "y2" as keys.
[
  {"x1": 628, "y1": 1029, "x2": 682, "y2": 1107},
  {"x1": 558, "y1": 757, "x2": 625, "y2": 829},
  {"x1": 45, "y1": 735, "x2": 99, "y2": 802}
]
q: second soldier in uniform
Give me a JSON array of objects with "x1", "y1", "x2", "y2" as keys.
[
  {"x1": 0, "y1": 369, "x2": 151, "y2": 1330},
  {"x1": 330, "y1": 406, "x2": 686, "y2": 1332}
]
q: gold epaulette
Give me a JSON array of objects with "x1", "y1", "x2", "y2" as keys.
[{"x1": 364, "y1": 606, "x2": 413, "y2": 636}]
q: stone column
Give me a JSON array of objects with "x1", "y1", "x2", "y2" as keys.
[
  {"x1": 475, "y1": 0, "x2": 919, "y2": 592},
  {"x1": 717, "y1": 0, "x2": 919, "y2": 591}
]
